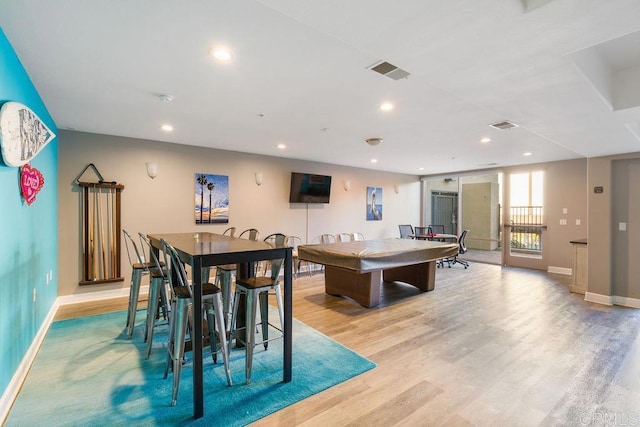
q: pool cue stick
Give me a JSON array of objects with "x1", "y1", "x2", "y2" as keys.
[
  {"x1": 88, "y1": 189, "x2": 95, "y2": 280},
  {"x1": 97, "y1": 188, "x2": 107, "y2": 279},
  {"x1": 82, "y1": 187, "x2": 88, "y2": 281},
  {"x1": 105, "y1": 187, "x2": 111, "y2": 278},
  {"x1": 108, "y1": 188, "x2": 116, "y2": 278}
]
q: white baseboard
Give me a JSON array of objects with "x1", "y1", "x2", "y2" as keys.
[
  {"x1": 548, "y1": 266, "x2": 572, "y2": 275},
  {"x1": 1, "y1": 286, "x2": 143, "y2": 424},
  {"x1": 57, "y1": 286, "x2": 146, "y2": 306},
  {"x1": 612, "y1": 295, "x2": 640, "y2": 309},
  {"x1": 0, "y1": 301, "x2": 58, "y2": 424},
  {"x1": 585, "y1": 292, "x2": 614, "y2": 306}
]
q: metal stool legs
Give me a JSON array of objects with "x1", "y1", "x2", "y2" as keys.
[
  {"x1": 230, "y1": 284, "x2": 284, "y2": 384},
  {"x1": 163, "y1": 295, "x2": 232, "y2": 406},
  {"x1": 215, "y1": 268, "x2": 234, "y2": 331},
  {"x1": 126, "y1": 266, "x2": 147, "y2": 338},
  {"x1": 144, "y1": 273, "x2": 170, "y2": 359}
]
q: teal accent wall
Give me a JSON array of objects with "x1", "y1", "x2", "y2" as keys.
[{"x1": 0, "y1": 28, "x2": 58, "y2": 395}]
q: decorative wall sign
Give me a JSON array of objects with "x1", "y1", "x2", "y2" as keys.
[
  {"x1": 366, "y1": 186, "x2": 383, "y2": 221},
  {"x1": 0, "y1": 101, "x2": 56, "y2": 167},
  {"x1": 20, "y1": 164, "x2": 44, "y2": 205},
  {"x1": 195, "y1": 173, "x2": 229, "y2": 224}
]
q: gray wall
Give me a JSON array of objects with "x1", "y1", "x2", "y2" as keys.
[
  {"x1": 58, "y1": 130, "x2": 421, "y2": 296},
  {"x1": 588, "y1": 152, "x2": 640, "y2": 300}
]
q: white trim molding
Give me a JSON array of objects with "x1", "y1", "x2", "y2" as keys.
[
  {"x1": 1, "y1": 286, "x2": 142, "y2": 424},
  {"x1": 585, "y1": 292, "x2": 640, "y2": 308},
  {"x1": 584, "y1": 292, "x2": 614, "y2": 306},
  {"x1": 548, "y1": 266, "x2": 572, "y2": 275},
  {"x1": 612, "y1": 295, "x2": 640, "y2": 309},
  {"x1": 0, "y1": 301, "x2": 58, "y2": 424}
]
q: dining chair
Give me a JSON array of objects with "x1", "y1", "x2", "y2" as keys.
[
  {"x1": 161, "y1": 238, "x2": 232, "y2": 406},
  {"x1": 137, "y1": 233, "x2": 171, "y2": 359},
  {"x1": 230, "y1": 233, "x2": 286, "y2": 384},
  {"x1": 285, "y1": 235, "x2": 304, "y2": 277},
  {"x1": 337, "y1": 232, "x2": 352, "y2": 242},
  {"x1": 351, "y1": 232, "x2": 365, "y2": 241},
  {"x1": 123, "y1": 229, "x2": 163, "y2": 338},
  {"x1": 222, "y1": 226, "x2": 236, "y2": 237},
  {"x1": 398, "y1": 224, "x2": 414, "y2": 239}
]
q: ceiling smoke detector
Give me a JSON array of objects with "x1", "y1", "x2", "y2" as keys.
[
  {"x1": 489, "y1": 120, "x2": 518, "y2": 130},
  {"x1": 365, "y1": 137, "x2": 383, "y2": 146}
]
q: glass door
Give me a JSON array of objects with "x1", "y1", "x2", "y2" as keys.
[{"x1": 503, "y1": 171, "x2": 547, "y2": 270}]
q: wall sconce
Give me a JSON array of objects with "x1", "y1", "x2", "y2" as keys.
[
  {"x1": 343, "y1": 180, "x2": 350, "y2": 191},
  {"x1": 146, "y1": 162, "x2": 158, "y2": 179},
  {"x1": 255, "y1": 172, "x2": 263, "y2": 186},
  {"x1": 394, "y1": 184, "x2": 400, "y2": 194}
]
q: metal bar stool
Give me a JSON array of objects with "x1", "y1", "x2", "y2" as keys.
[
  {"x1": 137, "y1": 233, "x2": 171, "y2": 359},
  {"x1": 123, "y1": 229, "x2": 163, "y2": 338},
  {"x1": 230, "y1": 233, "x2": 285, "y2": 384},
  {"x1": 214, "y1": 227, "x2": 259, "y2": 329},
  {"x1": 161, "y1": 238, "x2": 232, "y2": 406}
]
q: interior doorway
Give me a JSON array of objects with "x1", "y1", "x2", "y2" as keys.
[
  {"x1": 431, "y1": 191, "x2": 458, "y2": 235},
  {"x1": 503, "y1": 170, "x2": 547, "y2": 270}
]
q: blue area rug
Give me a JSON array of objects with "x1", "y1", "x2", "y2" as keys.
[{"x1": 7, "y1": 308, "x2": 375, "y2": 426}]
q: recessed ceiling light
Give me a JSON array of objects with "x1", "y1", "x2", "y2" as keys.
[
  {"x1": 161, "y1": 124, "x2": 173, "y2": 132},
  {"x1": 480, "y1": 137, "x2": 491, "y2": 143},
  {"x1": 277, "y1": 143, "x2": 286, "y2": 149},
  {"x1": 371, "y1": 159, "x2": 378, "y2": 163},
  {"x1": 523, "y1": 151, "x2": 532, "y2": 156},
  {"x1": 210, "y1": 48, "x2": 232, "y2": 61},
  {"x1": 417, "y1": 167, "x2": 424, "y2": 171},
  {"x1": 380, "y1": 102, "x2": 394, "y2": 111}
]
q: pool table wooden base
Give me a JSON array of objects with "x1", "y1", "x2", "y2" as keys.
[{"x1": 324, "y1": 260, "x2": 437, "y2": 308}]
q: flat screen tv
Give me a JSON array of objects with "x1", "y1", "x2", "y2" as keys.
[{"x1": 289, "y1": 172, "x2": 332, "y2": 203}]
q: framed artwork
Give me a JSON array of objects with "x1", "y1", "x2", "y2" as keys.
[
  {"x1": 195, "y1": 173, "x2": 229, "y2": 224},
  {"x1": 366, "y1": 186, "x2": 382, "y2": 221}
]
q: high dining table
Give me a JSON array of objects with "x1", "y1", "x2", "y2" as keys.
[{"x1": 148, "y1": 232, "x2": 293, "y2": 419}]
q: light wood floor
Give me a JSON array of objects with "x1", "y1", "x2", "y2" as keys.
[{"x1": 57, "y1": 263, "x2": 640, "y2": 426}]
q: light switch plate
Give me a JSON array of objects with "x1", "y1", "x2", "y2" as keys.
[{"x1": 619, "y1": 222, "x2": 627, "y2": 231}]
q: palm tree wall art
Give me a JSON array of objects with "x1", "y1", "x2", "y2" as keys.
[{"x1": 194, "y1": 173, "x2": 229, "y2": 224}]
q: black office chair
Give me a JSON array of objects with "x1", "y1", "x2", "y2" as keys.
[
  {"x1": 398, "y1": 224, "x2": 414, "y2": 239},
  {"x1": 447, "y1": 229, "x2": 470, "y2": 269},
  {"x1": 428, "y1": 224, "x2": 445, "y2": 235}
]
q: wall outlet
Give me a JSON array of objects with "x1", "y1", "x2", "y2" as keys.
[
  {"x1": 562, "y1": 208, "x2": 568, "y2": 214},
  {"x1": 576, "y1": 219, "x2": 581, "y2": 225},
  {"x1": 560, "y1": 219, "x2": 567, "y2": 225},
  {"x1": 33, "y1": 288, "x2": 36, "y2": 303},
  {"x1": 619, "y1": 222, "x2": 627, "y2": 231}
]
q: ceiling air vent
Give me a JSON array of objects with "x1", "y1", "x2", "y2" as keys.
[
  {"x1": 490, "y1": 120, "x2": 518, "y2": 130},
  {"x1": 368, "y1": 61, "x2": 410, "y2": 81}
]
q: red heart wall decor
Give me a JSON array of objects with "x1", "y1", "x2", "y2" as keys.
[{"x1": 20, "y1": 164, "x2": 45, "y2": 205}]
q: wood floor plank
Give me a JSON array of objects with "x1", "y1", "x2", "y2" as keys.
[{"x1": 55, "y1": 262, "x2": 640, "y2": 425}]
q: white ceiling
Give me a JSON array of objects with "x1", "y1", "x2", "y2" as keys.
[{"x1": 2, "y1": 0, "x2": 640, "y2": 176}]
